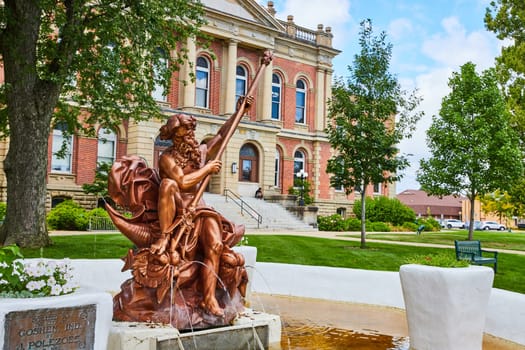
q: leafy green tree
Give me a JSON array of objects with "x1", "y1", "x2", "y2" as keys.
[
  {"x1": 0, "y1": 1, "x2": 205, "y2": 247},
  {"x1": 508, "y1": 177, "x2": 525, "y2": 218},
  {"x1": 480, "y1": 190, "x2": 514, "y2": 225},
  {"x1": 417, "y1": 62, "x2": 523, "y2": 240},
  {"x1": 325, "y1": 19, "x2": 422, "y2": 248},
  {"x1": 82, "y1": 162, "x2": 111, "y2": 200},
  {"x1": 485, "y1": 1, "x2": 525, "y2": 143}
]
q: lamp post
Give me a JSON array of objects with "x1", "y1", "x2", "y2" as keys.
[{"x1": 296, "y1": 169, "x2": 308, "y2": 206}]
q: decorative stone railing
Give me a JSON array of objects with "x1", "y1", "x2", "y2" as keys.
[{"x1": 281, "y1": 15, "x2": 333, "y2": 47}]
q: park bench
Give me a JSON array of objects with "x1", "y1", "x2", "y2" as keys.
[{"x1": 454, "y1": 240, "x2": 498, "y2": 272}]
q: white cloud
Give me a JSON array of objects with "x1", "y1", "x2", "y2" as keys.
[
  {"x1": 421, "y1": 16, "x2": 498, "y2": 70},
  {"x1": 396, "y1": 14, "x2": 501, "y2": 192},
  {"x1": 397, "y1": 67, "x2": 455, "y2": 192},
  {"x1": 388, "y1": 18, "x2": 413, "y2": 41}
]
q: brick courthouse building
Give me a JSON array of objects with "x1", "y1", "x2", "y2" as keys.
[{"x1": 0, "y1": 0, "x2": 392, "y2": 215}]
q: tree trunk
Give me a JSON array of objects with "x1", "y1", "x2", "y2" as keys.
[
  {"x1": 0, "y1": 1, "x2": 58, "y2": 247},
  {"x1": 360, "y1": 185, "x2": 366, "y2": 249},
  {"x1": 468, "y1": 196, "x2": 476, "y2": 241}
]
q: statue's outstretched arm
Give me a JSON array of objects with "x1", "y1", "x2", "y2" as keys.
[{"x1": 159, "y1": 154, "x2": 221, "y2": 190}]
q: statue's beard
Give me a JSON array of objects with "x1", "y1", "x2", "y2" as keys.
[{"x1": 172, "y1": 130, "x2": 201, "y2": 169}]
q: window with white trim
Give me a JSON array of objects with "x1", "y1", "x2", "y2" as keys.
[
  {"x1": 195, "y1": 56, "x2": 210, "y2": 108},
  {"x1": 97, "y1": 128, "x2": 117, "y2": 166},
  {"x1": 152, "y1": 49, "x2": 168, "y2": 102},
  {"x1": 274, "y1": 148, "x2": 281, "y2": 188},
  {"x1": 235, "y1": 65, "x2": 247, "y2": 106},
  {"x1": 293, "y1": 150, "x2": 305, "y2": 178},
  {"x1": 51, "y1": 123, "x2": 73, "y2": 173},
  {"x1": 295, "y1": 79, "x2": 306, "y2": 123},
  {"x1": 271, "y1": 73, "x2": 281, "y2": 120}
]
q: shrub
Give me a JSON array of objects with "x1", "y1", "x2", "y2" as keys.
[
  {"x1": 367, "y1": 221, "x2": 391, "y2": 232},
  {"x1": 401, "y1": 222, "x2": 419, "y2": 232},
  {"x1": 416, "y1": 217, "x2": 441, "y2": 232},
  {"x1": 405, "y1": 252, "x2": 469, "y2": 268},
  {"x1": 47, "y1": 200, "x2": 89, "y2": 231},
  {"x1": 346, "y1": 218, "x2": 361, "y2": 231},
  {"x1": 87, "y1": 207, "x2": 110, "y2": 219},
  {"x1": 353, "y1": 196, "x2": 416, "y2": 225},
  {"x1": 317, "y1": 214, "x2": 347, "y2": 231}
]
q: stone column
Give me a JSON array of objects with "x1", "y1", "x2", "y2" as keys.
[
  {"x1": 224, "y1": 39, "x2": 238, "y2": 115},
  {"x1": 325, "y1": 70, "x2": 333, "y2": 128},
  {"x1": 315, "y1": 68, "x2": 325, "y2": 131},
  {"x1": 182, "y1": 38, "x2": 196, "y2": 108}
]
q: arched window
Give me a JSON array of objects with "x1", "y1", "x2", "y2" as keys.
[
  {"x1": 295, "y1": 79, "x2": 306, "y2": 123},
  {"x1": 152, "y1": 48, "x2": 168, "y2": 102},
  {"x1": 274, "y1": 148, "x2": 281, "y2": 188},
  {"x1": 195, "y1": 56, "x2": 210, "y2": 108},
  {"x1": 239, "y1": 143, "x2": 259, "y2": 182},
  {"x1": 271, "y1": 73, "x2": 282, "y2": 120},
  {"x1": 293, "y1": 150, "x2": 306, "y2": 178},
  {"x1": 51, "y1": 196, "x2": 70, "y2": 208},
  {"x1": 51, "y1": 122, "x2": 73, "y2": 173},
  {"x1": 97, "y1": 128, "x2": 117, "y2": 166},
  {"x1": 235, "y1": 65, "x2": 247, "y2": 106}
]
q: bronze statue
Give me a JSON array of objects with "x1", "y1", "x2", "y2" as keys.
[{"x1": 106, "y1": 51, "x2": 272, "y2": 330}]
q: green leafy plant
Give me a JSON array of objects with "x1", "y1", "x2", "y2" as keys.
[
  {"x1": 416, "y1": 217, "x2": 441, "y2": 232},
  {"x1": 82, "y1": 162, "x2": 112, "y2": 199},
  {"x1": 317, "y1": 214, "x2": 347, "y2": 231},
  {"x1": 405, "y1": 252, "x2": 469, "y2": 268},
  {"x1": 288, "y1": 179, "x2": 313, "y2": 205},
  {"x1": 367, "y1": 221, "x2": 391, "y2": 232},
  {"x1": 353, "y1": 196, "x2": 416, "y2": 226},
  {"x1": 87, "y1": 207, "x2": 110, "y2": 219},
  {"x1": 0, "y1": 245, "x2": 78, "y2": 298},
  {"x1": 401, "y1": 222, "x2": 419, "y2": 232},
  {"x1": 46, "y1": 200, "x2": 89, "y2": 231}
]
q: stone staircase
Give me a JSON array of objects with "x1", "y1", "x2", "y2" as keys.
[{"x1": 202, "y1": 192, "x2": 316, "y2": 231}]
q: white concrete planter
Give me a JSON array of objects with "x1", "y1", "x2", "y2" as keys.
[{"x1": 399, "y1": 264, "x2": 494, "y2": 350}]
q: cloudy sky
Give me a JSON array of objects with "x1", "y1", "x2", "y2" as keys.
[{"x1": 259, "y1": 0, "x2": 502, "y2": 193}]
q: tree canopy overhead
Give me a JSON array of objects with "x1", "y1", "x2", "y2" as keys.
[
  {"x1": 485, "y1": 0, "x2": 525, "y2": 141},
  {"x1": 417, "y1": 62, "x2": 523, "y2": 239},
  {"x1": 0, "y1": 1, "x2": 205, "y2": 247},
  {"x1": 325, "y1": 19, "x2": 422, "y2": 248}
]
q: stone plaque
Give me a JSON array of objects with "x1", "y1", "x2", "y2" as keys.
[{"x1": 4, "y1": 304, "x2": 96, "y2": 350}]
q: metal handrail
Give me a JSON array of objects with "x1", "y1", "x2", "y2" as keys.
[{"x1": 223, "y1": 189, "x2": 262, "y2": 228}]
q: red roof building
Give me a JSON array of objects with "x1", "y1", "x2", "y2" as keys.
[{"x1": 397, "y1": 189, "x2": 465, "y2": 220}]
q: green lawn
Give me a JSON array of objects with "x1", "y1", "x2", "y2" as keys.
[{"x1": 19, "y1": 233, "x2": 525, "y2": 294}]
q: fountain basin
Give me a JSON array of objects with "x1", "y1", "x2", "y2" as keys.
[{"x1": 108, "y1": 309, "x2": 280, "y2": 350}]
